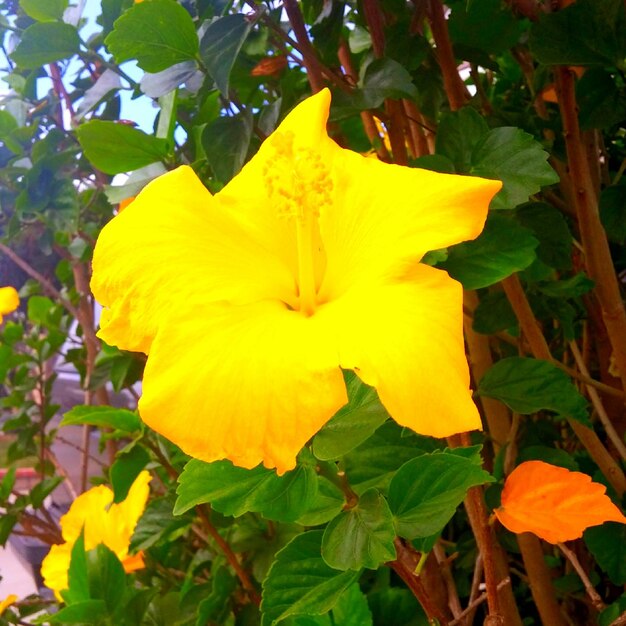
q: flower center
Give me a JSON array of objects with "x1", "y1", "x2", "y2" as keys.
[{"x1": 264, "y1": 131, "x2": 332, "y2": 316}]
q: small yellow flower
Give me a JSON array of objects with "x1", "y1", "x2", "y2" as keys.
[
  {"x1": 91, "y1": 89, "x2": 501, "y2": 473},
  {"x1": 41, "y1": 471, "x2": 150, "y2": 601},
  {"x1": 0, "y1": 594, "x2": 17, "y2": 616},
  {"x1": 0, "y1": 286, "x2": 19, "y2": 324}
]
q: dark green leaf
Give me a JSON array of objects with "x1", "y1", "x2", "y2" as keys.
[
  {"x1": 199, "y1": 14, "x2": 253, "y2": 96},
  {"x1": 76, "y1": 120, "x2": 170, "y2": 175},
  {"x1": 42, "y1": 600, "x2": 107, "y2": 624},
  {"x1": 61, "y1": 405, "x2": 141, "y2": 432},
  {"x1": 86, "y1": 544, "x2": 126, "y2": 613},
  {"x1": 111, "y1": 445, "x2": 150, "y2": 503},
  {"x1": 30, "y1": 476, "x2": 63, "y2": 508},
  {"x1": 518, "y1": 445, "x2": 579, "y2": 471},
  {"x1": 261, "y1": 531, "x2": 361, "y2": 626},
  {"x1": 599, "y1": 594, "x2": 626, "y2": 626},
  {"x1": 175, "y1": 456, "x2": 318, "y2": 522},
  {"x1": 343, "y1": 422, "x2": 435, "y2": 494},
  {"x1": 202, "y1": 110, "x2": 253, "y2": 183},
  {"x1": 529, "y1": 0, "x2": 626, "y2": 66},
  {"x1": 585, "y1": 523, "x2": 626, "y2": 585},
  {"x1": 105, "y1": 0, "x2": 199, "y2": 72},
  {"x1": 361, "y1": 58, "x2": 418, "y2": 102},
  {"x1": 313, "y1": 372, "x2": 389, "y2": 460},
  {"x1": 321, "y1": 489, "x2": 396, "y2": 570},
  {"x1": 600, "y1": 185, "x2": 626, "y2": 244},
  {"x1": 478, "y1": 356, "x2": 589, "y2": 422},
  {"x1": 388, "y1": 452, "x2": 493, "y2": 539},
  {"x1": 196, "y1": 566, "x2": 237, "y2": 626},
  {"x1": 296, "y1": 475, "x2": 345, "y2": 526},
  {"x1": 470, "y1": 127, "x2": 559, "y2": 209},
  {"x1": 536, "y1": 273, "x2": 594, "y2": 299},
  {"x1": 514, "y1": 202, "x2": 573, "y2": 270},
  {"x1": 19, "y1": 0, "x2": 68, "y2": 21},
  {"x1": 577, "y1": 69, "x2": 626, "y2": 130},
  {"x1": 441, "y1": 212, "x2": 538, "y2": 290},
  {"x1": 435, "y1": 107, "x2": 488, "y2": 173},
  {"x1": 131, "y1": 495, "x2": 190, "y2": 552},
  {"x1": 11, "y1": 22, "x2": 80, "y2": 68},
  {"x1": 472, "y1": 291, "x2": 518, "y2": 335}
]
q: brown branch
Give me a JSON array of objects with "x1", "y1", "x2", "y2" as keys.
[
  {"x1": 558, "y1": 542, "x2": 605, "y2": 613},
  {"x1": 450, "y1": 578, "x2": 512, "y2": 626},
  {"x1": 555, "y1": 67, "x2": 626, "y2": 395}
]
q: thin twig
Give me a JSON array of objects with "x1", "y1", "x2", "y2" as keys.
[
  {"x1": 450, "y1": 578, "x2": 511, "y2": 626},
  {"x1": 558, "y1": 542, "x2": 605, "y2": 612}
]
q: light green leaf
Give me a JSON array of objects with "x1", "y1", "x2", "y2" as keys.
[
  {"x1": 39, "y1": 600, "x2": 107, "y2": 624},
  {"x1": 175, "y1": 456, "x2": 318, "y2": 522},
  {"x1": 313, "y1": 372, "x2": 389, "y2": 461},
  {"x1": 441, "y1": 212, "x2": 538, "y2": 290},
  {"x1": 261, "y1": 531, "x2": 361, "y2": 626},
  {"x1": 321, "y1": 489, "x2": 396, "y2": 570},
  {"x1": 19, "y1": 0, "x2": 67, "y2": 21},
  {"x1": 470, "y1": 127, "x2": 559, "y2": 209},
  {"x1": 199, "y1": 14, "x2": 253, "y2": 96},
  {"x1": 11, "y1": 22, "x2": 80, "y2": 68},
  {"x1": 77, "y1": 120, "x2": 170, "y2": 175},
  {"x1": 61, "y1": 405, "x2": 141, "y2": 433},
  {"x1": 331, "y1": 584, "x2": 373, "y2": 626},
  {"x1": 388, "y1": 452, "x2": 493, "y2": 539},
  {"x1": 105, "y1": 0, "x2": 199, "y2": 72},
  {"x1": 478, "y1": 356, "x2": 589, "y2": 422}
]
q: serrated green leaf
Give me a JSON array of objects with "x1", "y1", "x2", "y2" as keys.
[
  {"x1": 175, "y1": 457, "x2": 318, "y2": 522},
  {"x1": 435, "y1": 107, "x2": 488, "y2": 174},
  {"x1": 343, "y1": 422, "x2": 435, "y2": 494},
  {"x1": 331, "y1": 584, "x2": 373, "y2": 626},
  {"x1": 105, "y1": 0, "x2": 199, "y2": 72},
  {"x1": 61, "y1": 405, "x2": 141, "y2": 432},
  {"x1": 296, "y1": 475, "x2": 345, "y2": 526},
  {"x1": 478, "y1": 356, "x2": 589, "y2": 422},
  {"x1": 111, "y1": 445, "x2": 150, "y2": 503},
  {"x1": 536, "y1": 273, "x2": 594, "y2": 299},
  {"x1": 514, "y1": 202, "x2": 573, "y2": 270},
  {"x1": 199, "y1": 14, "x2": 253, "y2": 96},
  {"x1": 585, "y1": 523, "x2": 626, "y2": 585},
  {"x1": 19, "y1": 0, "x2": 67, "y2": 21},
  {"x1": 313, "y1": 372, "x2": 389, "y2": 461},
  {"x1": 470, "y1": 127, "x2": 559, "y2": 209},
  {"x1": 529, "y1": 0, "x2": 626, "y2": 66},
  {"x1": 361, "y1": 58, "x2": 418, "y2": 102},
  {"x1": 39, "y1": 600, "x2": 107, "y2": 624},
  {"x1": 388, "y1": 452, "x2": 493, "y2": 539},
  {"x1": 11, "y1": 22, "x2": 80, "y2": 68},
  {"x1": 77, "y1": 120, "x2": 170, "y2": 175},
  {"x1": 441, "y1": 212, "x2": 538, "y2": 289},
  {"x1": 131, "y1": 495, "x2": 190, "y2": 552},
  {"x1": 202, "y1": 111, "x2": 253, "y2": 183},
  {"x1": 261, "y1": 531, "x2": 361, "y2": 626},
  {"x1": 321, "y1": 489, "x2": 396, "y2": 570}
]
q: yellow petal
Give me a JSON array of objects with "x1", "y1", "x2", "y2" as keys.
[
  {"x1": 317, "y1": 264, "x2": 481, "y2": 438},
  {"x1": 318, "y1": 151, "x2": 502, "y2": 301},
  {"x1": 0, "y1": 594, "x2": 17, "y2": 616},
  {"x1": 58, "y1": 485, "x2": 113, "y2": 544},
  {"x1": 139, "y1": 299, "x2": 347, "y2": 473},
  {"x1": 40, "y1": 542, "x2": 73, "y2": 602},
  {"x1": 0, "y1": 286, "x2": 19, "y2": 323},
  {"x1": 91, "y1": 166, "x2": 296, "y2": 353}
]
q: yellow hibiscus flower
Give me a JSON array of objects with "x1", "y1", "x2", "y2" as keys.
[
  {"x1": 91, "y1": 89, "x2": 501, "y2": 473},
  {"x1": 0, "y1": 286, "x2": 19, "y2": 324},
  {"x1": 0, "y1": 594, "x2": 17, "y2": 616},
  {"x1": 41, "y1": 471, "x2": 150, "y2": 601}
]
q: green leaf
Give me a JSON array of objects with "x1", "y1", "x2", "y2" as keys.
[
  {"x1": 77, "y1": 120, "x2": 170, "y2": 175},
  {"x1": 131, "y1": 495, "x2": 190, "y2": 552},
  {"x1": 196, "y1": 566, "x2": 237, "y2": 626},
  {"x1": 518, "y1": 445, "x2": 579, "y2": 471},
  {"x1": 202, "y1": 111, "x2": 253, "y2": 183},
  {"x1": 110, "y1": 445, "x2": 150, "y2": 503},
  {"x1": 42, "y1": 600, "x2": 107, "y2": 624},
  {"x1": 470, "y1": 127, "x2": 559, "y2": 209},
  {"x1": 514, "y1": 202, "x2": 573, "y2": 270},
  {"x1": 435, "y1": 107, "x2": 488, "y2": 173},
  {"x1": 585, "y1": 523, "x2": 626, "y2": 585},
  {"x1": 472, "y1": 291, "x2": 518, "y2": 335},
  {"x1": 440, "y1": 212, "x2": 538, "y2": 290},
  {"x1": 478, "y1": 356, "x2": 589, "y2": 422},
  {"x1": 61, "y1": 405, "x2": 141, "y2": 433},
  {"x1": 529, "y1": 0, "x2": 626, "y2": 66},
  {"x1": 577, "y1": 69, "x2": 626, "y2": 130},
  {"x1": 11, "y1": 22, "x2": 80, "y2": 68},
  {"x1": 105, "y1": 0, "x2": 199, "y2": 72},
  {"x1": 388, "y1": 452, "x2": 493, "y2": 539},
  {"x1": 19, "y1": 0, "x2": 68, "y2": 21},
  {"x1": 86, "y1": 544, "x2": 126, "y2": 613},
  {"x1": 343, "y1": 422, "x2": 436, "y2": 494},
  {"x1": 27, "y1": 295, "x2": 55, "y2": 325},
  {"x1": 199, "y1": 14, "x2": 253, "y2": 96},
  {"x1": 361, "y1": 58, "x2": 418, "y2": 102},
  {"x1": 63, "y1": 533, "x2": 89, "y2": 605},
  {"x1": 331, "y1": 584, "x2": 373, "y2": 626},
  {"x1": 313, "y1": 372, "x2": 389, "y2": 461},
  {"x1": 261, "y1": 531, "x2": 361, "y2": 626},
  {"x1": 140, "y1": 61, "x2": 199, "y2": 98},
  {"x1": 321, "y1": 489, "x2": 396, "y2": 570},
  {"x1": 175, "y1": 456, "x2": 318, "y2": 522},
  {"x1": 599, "y1": 594, "x2": 626, "y2": 626},
  {"x1": 30, "y1": 476, "x2": 63, "y2": 508},
  {"x1": 536, "y1": 273, "x2": 594, "y2": 299},
  {"x1": 296, "y1": 475, "x2": 345, "y2": 526},
  {"x1": 600, "y1": 185, "x2": 626, "y2": 244}
]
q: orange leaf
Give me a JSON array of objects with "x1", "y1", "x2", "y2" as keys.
[{"x1": 495, "y1": 460, "x2": 626, "y2": 544}]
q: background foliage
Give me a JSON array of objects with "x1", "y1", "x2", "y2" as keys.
[{"x1": 1, "y1": 0, "x2": 626, "y2": 624}]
